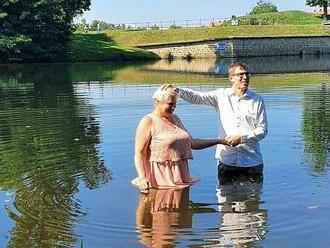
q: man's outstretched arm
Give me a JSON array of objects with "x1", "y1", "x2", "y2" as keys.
[{"x1": 176, "y1": 87, "x2": 219, "y2": 107}]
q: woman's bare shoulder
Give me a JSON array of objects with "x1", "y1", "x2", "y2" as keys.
[{"x1": 137, "y1": 114, "x2": 153, "y2": 128}]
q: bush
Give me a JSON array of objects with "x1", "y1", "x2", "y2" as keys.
[{"x1": 169, "y1": 25, "x2": 182, "y2": 29}]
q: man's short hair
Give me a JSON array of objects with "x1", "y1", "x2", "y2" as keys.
[{"x1": 228, "y1": 62, "x2": 249, "y2": 76}]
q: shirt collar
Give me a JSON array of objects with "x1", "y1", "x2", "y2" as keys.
[{"x1": 228, "y1": 87, "x2": 252, "y2": 99}]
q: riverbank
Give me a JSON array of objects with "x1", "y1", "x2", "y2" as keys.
[
  {"x1": 67, "y1": 33, "x2": 159, "y2": 62},
  {"x1": 104, "y1": 24, "x2": 328, "y2": 47},
  {"x1": 69, "y1": 24, "x2": 329, "y2": 61},
  {"x1": 69, "y1": 11, "x2": 330, "y2": 61}
]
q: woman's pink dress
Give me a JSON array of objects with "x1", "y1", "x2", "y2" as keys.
[{"x1": 132, "y1": 113, "x2": 198, "y2": 189}]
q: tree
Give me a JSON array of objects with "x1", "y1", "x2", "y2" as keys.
[
  {"x1": 0, "y1": 0, "x2": 91, "y2": 62},
  {"x1": 90, "y1": 20, "x2": 100, "y2": 30},
  {"x1": 250, "y1": 0, "x2": 278, "y2": 15},
  {"x1": 75, "y1": 19, "x2": 114, "y2": 32},
  {"x1": 75, "y1": 18, "x2": 89, "y2": 32},
  {"x1": 306, "y1": 0, "x2": 330, "y2": 19}
]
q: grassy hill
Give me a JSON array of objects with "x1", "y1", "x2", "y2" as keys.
[
  {"x1": 105, "y1": 24, "x2": 326, "y2": 46},
  {"x1": 69, "y1": 11, "x2": 329, "y2": 61},
  {"x1": 238, "y1": 10, "x2": 324, "y2": 25},
  {"x1": 68, "y1": 33, "x2": 158, "y2": 62},
  {"x1": 103, "y1": 11, "x2": 328, "y2": 46}
]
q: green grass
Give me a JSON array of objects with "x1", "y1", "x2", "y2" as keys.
[
  {"x1": 238, "y1": 11, "x2": 324, "y2": 25},
  {"x1": 68, "y1": 33, "x2": 158, "y2": 62},
  {"x1": 68, "y1": 11, "x2": 330, "y2": 61},
  {"x1": 106, "y1": 24, "x2": 327, "y2": 46},
  {"x1": 101, "y1": 11, "x2": 329, "y2": 46}
]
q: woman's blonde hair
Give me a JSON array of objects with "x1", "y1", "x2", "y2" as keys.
[{"x1": 152, "y1": 84, "x2": 178, "y2": 101}]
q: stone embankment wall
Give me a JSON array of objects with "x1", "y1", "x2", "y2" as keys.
[{"x1": 137, "y1": 36, "x2": 330, "y2": 59}]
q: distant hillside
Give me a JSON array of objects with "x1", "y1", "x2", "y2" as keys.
[
  {"x1": 69, "y1": 11, "x2": 329, "y2": 61},
  {"x1": 105, "y1": 25, "x2": 326, "y2": 47},
  {"x1": 238, "y1": 11, "x2": 324, "y2": 25},
  {"x1": 102, "y1": 11, "x2": 327, "y2": 46}
]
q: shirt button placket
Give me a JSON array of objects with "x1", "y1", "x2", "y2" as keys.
[{"x1": 236, "y1": 100, "x2": 240, "y2": 128}]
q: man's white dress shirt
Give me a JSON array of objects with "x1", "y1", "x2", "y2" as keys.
[{"x1": 178, "y1": 87, "x2": 268, "y2": 167}]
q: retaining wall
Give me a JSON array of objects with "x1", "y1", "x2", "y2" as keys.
[{"x1": 137, "y1": 36, "x2": 330, "y2": 59}]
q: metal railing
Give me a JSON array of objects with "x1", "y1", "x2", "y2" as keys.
[{"x1": 109, "y1": 17, "x2": 230, "y2": 30}]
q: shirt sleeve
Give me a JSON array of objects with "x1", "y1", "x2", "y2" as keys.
[
  {"x1": 178, "y1": 87, "x2": 219, "y2": 107},
  {"x1": 241, "y1": 97, "x2": 268, "y2": 143}
]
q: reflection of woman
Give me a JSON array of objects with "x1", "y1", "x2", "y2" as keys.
[
  {"x1": 135, "y1": 188, "x2": 192, "y2": 248},
  {"x1": 132, "y1": 84, "x2": 228, "y2": 190}
]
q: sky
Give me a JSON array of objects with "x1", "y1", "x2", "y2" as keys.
[{"x1": 77, "y1": 0, "x2": 313, "y2": 24}]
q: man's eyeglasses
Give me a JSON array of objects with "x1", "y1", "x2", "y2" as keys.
[{"x1": 231, "y1": 72, "x2": 251, "y2": 78}]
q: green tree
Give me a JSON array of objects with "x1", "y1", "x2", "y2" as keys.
[
  {"x1": 250, "y1": 0, "x2": 278, "y2": 15},
  {"x1": 306, "y1": 0, "x2": 329, "y2": 19},
  {"x1": 0, "y1": 0, "x2": 91, "y2": 62},
  {"x1": 90, "y1": 20, "x2": 100, "y2": 30},
  {"x1": 75, "y1": 18, "x2": 89, "y2": 32}
]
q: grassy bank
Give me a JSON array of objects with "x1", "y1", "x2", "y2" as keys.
[
  {"x1": 69, "y1": 11, "x2": 329, "y2": 61},
  {"x1": 106, "y1": 24, "x2": 327, "y2": 46},
  {"x1": 104, "y1": 11, "x2": 328, "y2": 46},
  {"x1": 68, "y1": 33, "x2": 158, "y2": 62},
  {"x1": 238, "y1": 11, "x2": 324, "y2": 25}
]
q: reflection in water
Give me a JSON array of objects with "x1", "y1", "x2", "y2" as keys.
[
  {"x1": 302, "y1": 83, "x2": 330, "y2": 172},
  {"x1": 215, "y1": 176, "x2": 267, "y2": 247},
  {"x1": 1, "y1": 61, "x2": 330, "y2": 247},
  {"x1": 143, "y1": 58, "x2": 219, "y2": 75},
  {"x1": 144, "y1": 55, "x2": 330, "y2": 76},
  {"x1": 135, "y1": 187, "x2": 218, "y2": 248},
  {"x1": 0, "y1": 66, "x2": 112, "y2": 247},
  {"x1": 136, "y1": 188, "x2": 192, "y2": 248},
  {"x1": 0, "y1": 61, "x2": 153, "y2": 84}
]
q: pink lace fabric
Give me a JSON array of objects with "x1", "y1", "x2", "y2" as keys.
[
  {"x1": 132, "y1": 113, "x2": 199, "y2": 189},
  {"x1": 149, "y1": 113, "x2": 192, "y2": 162}
]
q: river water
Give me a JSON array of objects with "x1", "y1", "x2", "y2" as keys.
[{"x1": 0, "y1": 56, "x2": 329, "y2": 247}]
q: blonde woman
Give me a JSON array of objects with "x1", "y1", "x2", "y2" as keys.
[{"x1": 132, "y1": 84, "x2": 229, "y2": 191}]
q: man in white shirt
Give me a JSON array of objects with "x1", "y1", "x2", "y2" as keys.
[{"x1": 176, "y1": 62, "x2": 268, "y2": 177}]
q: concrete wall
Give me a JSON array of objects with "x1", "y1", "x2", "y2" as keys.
[{"x1": 137, "y1": 36, "x2": 330, "y2": 59}]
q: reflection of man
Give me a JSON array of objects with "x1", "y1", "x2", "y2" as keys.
[
  {"x1": 176, "y1": 62, "x2": 268, "y2": 177},
  {"x1": 216, "y1": 176, "x2": 267, "y2": 246}
]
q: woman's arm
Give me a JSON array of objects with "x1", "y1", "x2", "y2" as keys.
[
  {"x1": 191, "y1": 138, "x2": 229, "y2": 150},
  {"x1": 134, "y1": 116, "x2": 152, "y2": 190}
]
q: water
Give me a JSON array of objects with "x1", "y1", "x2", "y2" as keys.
[{"x1": 0, "y1": 57, "x2": 329, "y2": 247}]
